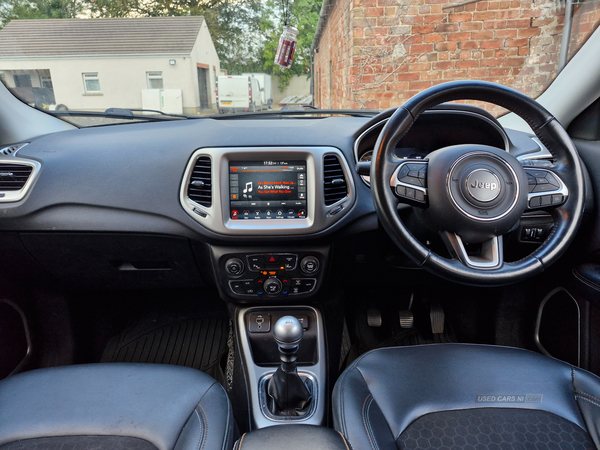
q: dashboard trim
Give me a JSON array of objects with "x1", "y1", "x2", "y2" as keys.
[
  {"x1": 180, "y1": 147, "x2": 356, "y2": 236},
  {"x1": 0, "y1": 143, "x2": 42, "y2": 204}
]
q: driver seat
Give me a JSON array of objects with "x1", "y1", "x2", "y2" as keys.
[
  {"x1": 333, "y1": 344, "x2": 600, "y2": 449},
  {"x1": 0, "y1": 363, "x2": 235, "y2": 450}
]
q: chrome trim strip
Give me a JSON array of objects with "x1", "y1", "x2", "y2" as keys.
[{"x1": 442, "y1": 233, "x2": 503, "y2": 270}]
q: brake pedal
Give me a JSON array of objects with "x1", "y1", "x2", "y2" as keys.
[
  {"x1": 430, "y1": 301, "x2": 445, "y2": 334},
  {"x1": 398, "y1": 310, "x2": 414, "y2": 329}
]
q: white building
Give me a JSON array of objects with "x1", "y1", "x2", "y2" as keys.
[{"x1": 0, "y1": 16, "x2": 221, "y2": 114}]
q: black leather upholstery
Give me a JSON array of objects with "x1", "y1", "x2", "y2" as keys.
[
  {"x1": 234, "y1": 425, "x2": 350, "y2": 450},
  {"x1": 0, "y1": 363, "x2": 235, "y2": 450},
  {"x1": 333, "y1": 344, "x2": 600, "y2": 450}
]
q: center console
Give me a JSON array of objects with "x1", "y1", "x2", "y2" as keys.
[{"x1": 237, "y1": 306, "x2": 327, "y2": 429}]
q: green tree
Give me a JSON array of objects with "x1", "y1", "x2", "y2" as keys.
[
  {"x1": 0, "y1": 0, "x2": 81, "y2": 26},
  {"x1": 259, "y1": 0, "x2": 321, "y2": 91}
]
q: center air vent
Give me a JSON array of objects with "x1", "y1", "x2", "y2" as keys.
[
  {"x1": 0, "y1": 163, "x2": 33, "y2": 191},
  {"x1": 187, "y1": 156, "x2": 212, "y2": 207},
  {"x1": 323, "y1": 155, "x2": 348, "y2": 206}
]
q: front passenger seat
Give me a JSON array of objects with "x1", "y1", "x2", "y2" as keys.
[
  {"x1": 0, "y1": 363, "x2": 235, "y2": 450},
  {"x1": 334, "y1": 344, "x2": 600, "y2": 450}
]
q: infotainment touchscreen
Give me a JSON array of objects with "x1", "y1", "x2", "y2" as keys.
[{"x1": 229, "y1": 161, "x2": 307, "y2": 220}]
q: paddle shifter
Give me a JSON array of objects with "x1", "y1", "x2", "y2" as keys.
[{"x1": 267, "y1": 315, "x2": 312, "y2": 416}]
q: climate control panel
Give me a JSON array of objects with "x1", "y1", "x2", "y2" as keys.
[{"x1": 210, "y1": 246, "x2": 329, "y2": 302}]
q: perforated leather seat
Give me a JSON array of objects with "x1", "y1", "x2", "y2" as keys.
[
  {"x1": 0, "y1": 363, "x2": 235, "y2": 450},
  {"x1": 333, "y1": 344, "x2": 600, "y2": 450}
]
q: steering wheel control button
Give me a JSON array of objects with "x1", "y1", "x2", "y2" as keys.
[
  {"x1": 300, "y1": 256, "x2": 319, "y2": 274},
  {"x1": 225, "y1": 258, "x2": 244, "y2": 276},
  {"x1": 397, "y1": 163, "x2": 426, "y2": 187},
  {"x1": 466, "y1": 169, "x2": 501, "y2": 203},
  {"x1": 525, "y1": 169, "x2": 568, "y2": 209},
  {"x1": 248, "y1": 313, "x2": 271, "y2": 333}
]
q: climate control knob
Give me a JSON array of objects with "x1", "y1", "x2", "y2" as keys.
[
  {"x1": 300, "y1": 256, "x2": 319, "y2": 274},
  {"x1": 264, "y1": 277, "x2": 283, "y2": 295},
  {"x1": 225, "y1": 258, "x2": 244, "y2": 276}
]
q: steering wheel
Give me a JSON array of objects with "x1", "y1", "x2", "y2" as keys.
[{"x1": 371, "y1": 81, "x2": 585, "y2": 286}]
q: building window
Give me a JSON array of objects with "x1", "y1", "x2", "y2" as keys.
[
  {"x1": 147, "y1": 71, "x2": 164, "y2": 89},
  {"x1": 40, "y1": 76, "x2": 53, "y2": 89},
  {"x1": 83, "y1": 73, "x2": 101, "y2": 93},
  {"x1": 14, "y1": 74, "x2": 32, "y2": 88}
]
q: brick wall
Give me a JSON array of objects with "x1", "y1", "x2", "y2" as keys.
[{"x1": 313, "y1": 0, "x2": 600, "y2": 114}]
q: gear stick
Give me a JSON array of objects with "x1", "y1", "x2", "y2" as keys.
[{"x1": 267, "y1": 315, "x2": 312, "y2": 416}]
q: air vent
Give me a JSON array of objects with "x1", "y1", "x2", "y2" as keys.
[
  {"x1": 187, "y1": 156, "x2": 212, "y2": 207},
  {"x1": 323, "y1": 155, "x2": 348, "y2": 206},
  {"x1": 0, "y1": 144, "x2": 26, "y2": 156},
  {"x1": 0, "y1": 163, "x2": 33, "y2": 191}
]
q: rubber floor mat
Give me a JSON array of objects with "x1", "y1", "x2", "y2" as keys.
[{"x1": 101, "y1": 315, "x2": 228, "y2": 380}]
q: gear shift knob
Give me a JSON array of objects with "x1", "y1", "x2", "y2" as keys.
[
  {"x1": 268, "y1": 315, "x2": 312, "y2": 416},
  {"x1": 273, "y1": 316, "x2": 303, "y2": 350}
]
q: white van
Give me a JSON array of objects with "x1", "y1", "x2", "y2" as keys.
[
  {"x1": 216, "y1": 75, "x2": 263, "y2": 114},
  {"x1": 242, "y1": 73, "x2": 273, "y2": 109}
]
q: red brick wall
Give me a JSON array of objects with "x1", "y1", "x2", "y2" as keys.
[{"x1": 313, "y1": 0, "x2": 600, "y2": 114}]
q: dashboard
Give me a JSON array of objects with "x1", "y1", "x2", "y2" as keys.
[{"x1": 0, "y1": 105, "x2": 587, "y2": 301}]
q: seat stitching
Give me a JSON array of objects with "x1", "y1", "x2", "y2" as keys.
[
  {"x1": 337, "y1": 431, "x2": 353, "y2": 450},
  {"x1": 237, "y1": 433, "x2": 246, "y2": 450},
  {"x1": 339, "y1": 369, "x2": 348, "y2": 438},
  {"x1": 575, "y1": 390, "x2": 600, "y2": 404},
  {"x1": 575, "y1": 394, "x2": 600, "y2": 409},
  {"x1": 361, "y1": 394, "x2": 377, "y2": 450},
  {"x1": 198, "y1": 405, "x2": 209, "y2": 450},
  {"x1": 194, "y1": 407, "x2": 206, "y2": 450},
  {"x1": 365, "y1": 395, "x2": 381, "y2": 450},
  {"x1": 338, "y1": 348, "x2": 383, "y2": 438}
]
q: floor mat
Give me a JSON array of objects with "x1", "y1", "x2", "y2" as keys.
[{"x1": 101, "y1": 313, "x2": 229, "y2": 381}]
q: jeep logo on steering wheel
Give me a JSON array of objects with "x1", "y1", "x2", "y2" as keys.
[{"x1": 466, "y1": 169, "x2": 501, "y2": 202}]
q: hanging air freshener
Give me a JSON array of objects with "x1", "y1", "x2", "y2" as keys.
[{"x1": 274, "y1": 25, "x2": 299, "y2": 69}]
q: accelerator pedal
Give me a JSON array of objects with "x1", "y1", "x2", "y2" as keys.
[{"x1": 430, "y1": 301, "x2": 445, "y2": 334}]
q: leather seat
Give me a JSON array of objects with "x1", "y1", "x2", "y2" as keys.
[
  {"x1": 0, "y1": 363, "x2": 235, "y2": 450},
  {"x1": 333, "y1": 344, "x2": 600, "y2": 450}
]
